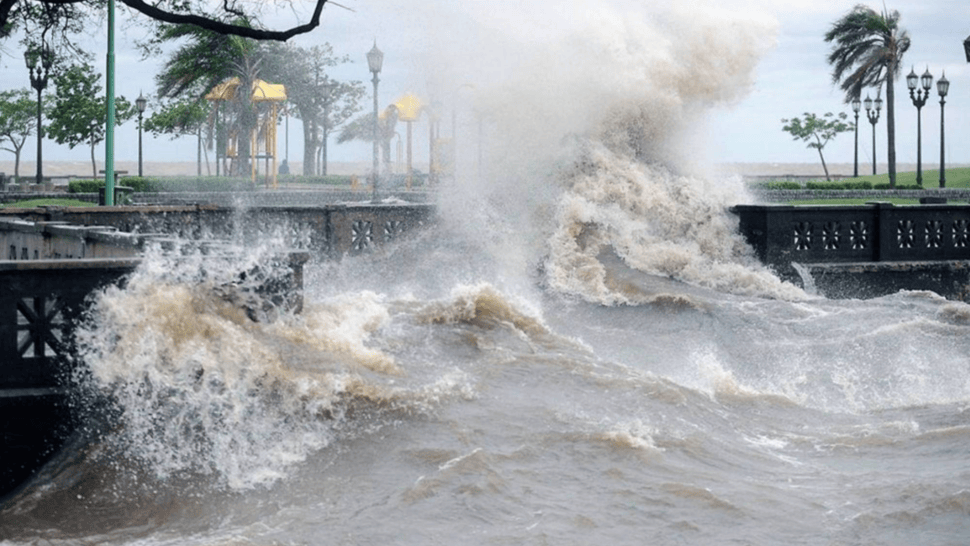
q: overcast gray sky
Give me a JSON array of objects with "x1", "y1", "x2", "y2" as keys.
[{"x1": 1, "y1": 0, "x2": 967, "y2": 173}]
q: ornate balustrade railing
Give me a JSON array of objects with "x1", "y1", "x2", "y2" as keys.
[{"x1": 732, "y1": 203, "x2": 970, "y2": 271}]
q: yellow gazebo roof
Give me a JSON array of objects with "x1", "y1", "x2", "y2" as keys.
[
  {"x1": 394, "y1": 93, "x2": 423, "y2": 121},
  {"x1": 205, "y1": 77, "x2": 287, "y2": 102}
]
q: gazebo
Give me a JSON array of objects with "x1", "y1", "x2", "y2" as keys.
[{"x1": 206, "y1": 77, "x2": 287, "y2": 188}]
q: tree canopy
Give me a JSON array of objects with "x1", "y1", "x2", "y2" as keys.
[
  {"x1": 46, "y1": 62, "x2": 136, "y2": 177},
  {"x1": 0, "y1": 88, "x2": 38, "y2": 182},
  {"x1": 782, "y1": 112, "x2": 854, "y2": 181},
  {"x1": 259, "y1": 42, "x2": 365, "y2": 175},
  {"x1": 149, "y1": 25, "x2": 365, "y2": 177}
]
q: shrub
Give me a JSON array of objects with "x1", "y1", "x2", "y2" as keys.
[
  {"x1": 751, "y1": 181, "x2": 802, "y2": 190},
  {"x1": 67, "y1": 179, "x2": 103, "y2": 193}
]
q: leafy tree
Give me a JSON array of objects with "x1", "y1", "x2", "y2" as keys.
[
  {"x1": 144, "y1": 97, "x2": 211, "y2": 175},
  {"x1": 825, "y1": 5, "x2": 910, "y2": 187},
  {"x1": 46, "y1": 63, "x2": 136, "y2": 178},
  {"x1": 152, "y1": 30, "x2": 365, "y2": 177},
  {"x1": 782, "y1": 112, "x2": 854, "y2": 181},
  {"x1": 1, "y1": 0, "x2": 329, "y2": 42},
  {"x1": 259, "y1": 42, "x2": 365, "y2": 176},
  {"x1": 0, "y1": 88, "x2": 38, "y2": 183}
]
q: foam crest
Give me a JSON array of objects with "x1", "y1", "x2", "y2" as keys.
[
  {"x1": 596, "y1": 419, "x2": 662, "y2": 453},
  {"x1": 416, "y1": 283, "x2": 548, "y2": 338},
  {"x1": 544, "y1": 144, "x2": 807, "y2": 304}
]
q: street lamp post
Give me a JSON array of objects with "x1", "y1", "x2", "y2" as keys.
[
  {"x1": 367, "y1": 41, "x2": 384, "y2": 203},
  {"x1": 135, "y1": 93, "x2": 147, "y2": 177},
  {"x1": 937, "y1": 72, "x2": 949, "y2": 188},
  {"x1": 864, "y1": 94, "x2": 882, "y2": 175},
  {"x1": 851, "y1": 96, "x2": 861, "y2": 177},
  {"x1": 907, "y1": 67, "x2": 933, "y2": 186},
  {"x1": 24, "y1": 45, "x2": 53, "y2": 187}
]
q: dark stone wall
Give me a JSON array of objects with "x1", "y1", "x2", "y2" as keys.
[{"x1": 732, "y1": 203, "x2": 970, "y2": 301}]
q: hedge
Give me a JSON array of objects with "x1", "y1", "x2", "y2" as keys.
[
  {"x1": 749, "y1": 181, "x2": 803, "y2": 190},
  {"x1": 805, "y1": 181, "x2": 874, "y2": 190},
  {"x1": 68, "y1": 176, "x2": 256, "y2": 193}
]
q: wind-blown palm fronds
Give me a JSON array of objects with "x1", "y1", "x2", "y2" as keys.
[{"x1": 825, "y1": 5, "x2": 910, "y2": 187}]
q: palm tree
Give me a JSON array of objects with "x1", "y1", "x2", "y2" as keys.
[
  {"x1": 152, "y1": 22, "x2": 258, "y2": 176},
  {"x1": 338, "y1": 106, "x2": 399, "y2": 174},
  {"x1": 825, "y1": 5, "x2": 910, "y2": 187}
]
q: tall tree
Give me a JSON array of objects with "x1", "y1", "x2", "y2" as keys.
[
  {"x1": 825, "y1": 5, "x2": 910, "y2": 187},
  {"x1": 260, "y1": 42, "x2": 365, "y2": 176},
  {"x1": 0, "y1": 88, "x2": 38, "y2": 183},
  {"x1": 46, "y1": 62, "x2": 135, "y2": 178},
  {"x1": 782, "y1": 112, "x2": 854, "y2": 181}
]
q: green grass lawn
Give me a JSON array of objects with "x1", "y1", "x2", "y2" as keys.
[
  {"x1": 1, "y1": 198, "x2": 95, "y2": 208},
  {"x1": 829, "y1": 166, "x2": 970, "y2": 189},
  {"x1": 780, "y1": 167, "x2": 970, "y2": 205}
]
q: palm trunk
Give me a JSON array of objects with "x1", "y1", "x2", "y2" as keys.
[{"x1": 886, "y1": 77, "x2": 897, "y2": 188}]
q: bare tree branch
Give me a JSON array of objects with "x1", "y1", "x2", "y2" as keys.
[
  {"x1": 2, "y1": 0, "x2": 329, "y2": 41},
  {"x1": 118, "y1": 0, "x2": 328, "y2": 41}
]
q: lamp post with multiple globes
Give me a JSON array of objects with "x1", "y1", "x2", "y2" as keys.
[
  {"x1": 906, "y1": 67, "x2": 933, "y2": 186},
  {"x1": 24, "y1": 45, "x2": 53, "y2": 186}
]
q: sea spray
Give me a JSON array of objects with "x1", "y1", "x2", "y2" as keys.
[
  {"x1": 70, "y1": 242, "x2": 473, "y2": 490},
  {"x1": 421, "y1": 2, "x2": 797, "y2": 303}
]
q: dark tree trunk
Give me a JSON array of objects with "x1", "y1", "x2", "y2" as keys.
[
  {"x1": 302, "y1": 119, "x2": 317, "y2": 176},
  {"x1": 321, "y1": 126, "x2": 328, "y2": 176}
]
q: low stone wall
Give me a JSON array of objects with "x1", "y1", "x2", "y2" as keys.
[
  {"x1": 0, "y1": 203, "x2": 436, "y2": 258},
  {"x1": 798, "y1": 260, "x2": 970, "y2": 301}
]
